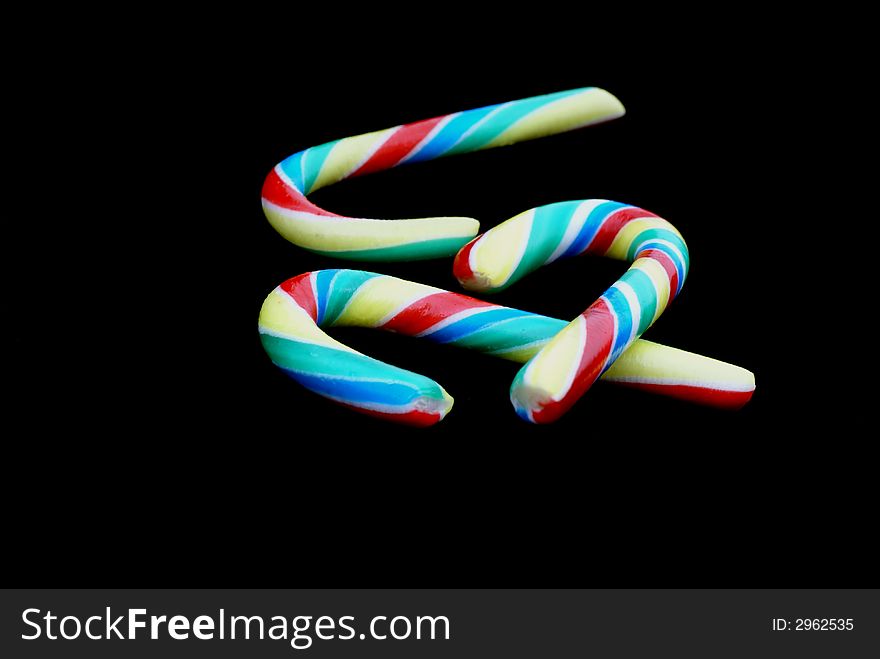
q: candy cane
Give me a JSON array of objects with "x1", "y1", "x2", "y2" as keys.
[
  {"x1": 261, "y1": 87, "x2": 625, "y2": 260},
  {"x1": 454, "y1": 200, "x2": 698, "y2": 423},
  {"x1": 258, "y1": 269, "x2": 754, "y2": 427}
]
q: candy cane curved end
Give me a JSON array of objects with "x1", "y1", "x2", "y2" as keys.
[{"x1": 262, "y1": 88, "x2": 625, "y2": 261}]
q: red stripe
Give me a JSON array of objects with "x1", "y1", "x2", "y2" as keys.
[
  {"x1": 531, "y1": 299, "x2": 615, "y2": 424},
  {"x1": 587, "y1": 206, "x2": 659, "y2": 256},
  {"x1": 279, "y1": 273, "x2": 318, "y2": 320},
  {"x1": 349, "y1": 116, "x2": 446, "y2": 178},
  {"x1": 381, "y1": 292, "x2": 496, "y2": 336},
  {"x1": 452, "y1": 236, "x2": 480, "y2": 285},
  {"x1": 261, "y1": 168, "x2": 341, "y2": 217},
  {"x1": 613, "y1": 382, "x2": 754, "y2": 410},
  {"x1": 639, "y1": 249, "x2": 679, "y2": 301},
  {"x1": 339, "y1": 402, "x2": 443, "y2": 427}
]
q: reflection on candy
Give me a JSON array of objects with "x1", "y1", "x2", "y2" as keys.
[
  {"x1": 258, "y1": 270, "x2": 753, "y2": 427},
  {"x1": 458, "y1": 200, "x2": 691, "y2": 423},
  {"x1": 261, "y1": 87, "x2": 625, "y2": 261}
]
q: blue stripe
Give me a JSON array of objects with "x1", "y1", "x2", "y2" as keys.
[
  {"x1": 313, "y1": 270, "x2": 337, "y2": 325},
  {"x1": 261, "y1": 333, "x2": 442, "y2": 405},
  {"x1": 626, "y1": 228, "x2": 688, "y2": 264},
  {"x1": 428, "y1": 308, "x2": 530, "y2": 344},
  {"x1": 281, "y1": 369, "x2": 423, "y2": 407},
  {"x1": 561, "y1": 201, "x2": 629, "y2": 259},
  {"x1": 406, "y1": 105, "x2": 502, "y2": 163},
  {"x1": 603, "y1": 287, "x2": 633, "y2": 364},
  {"x1": 277, "y1": 150, "x2": 306, "y2": 192}
]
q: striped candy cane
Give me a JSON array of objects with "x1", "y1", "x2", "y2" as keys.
[
  {"x1": 454, "y1": 200, "x2": 690, "y2": 423},
  {"x1": 259, "y1": 269, "x2": 752, "y2": 427},
  {"x1": 261, "y1": 88, "x2": 625, "y2": 260}
]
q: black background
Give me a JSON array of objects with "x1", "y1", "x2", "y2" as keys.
[{"x1": 6, "y1": 17, "x2": 867, "y2": 587}]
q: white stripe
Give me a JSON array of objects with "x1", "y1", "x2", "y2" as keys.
[
  {"x1": 447, "y1": 102, "x2": 513, "y2": 151},
  {"x1": 319, "y1": 390, "x2": 449, "y2": 417},
  {"x1": 340, "y1": 127, "x2": 400, "y2": 180},
  {"x1": 601, "y1": 375, "x2": 755, "y2": 392},
  {"x1": 396, "y1": 114, "x2": 458, "y2": 165},
  {"x1": 282, "y1": 371, "x2": 450, "y2": 417},
  {"x1": 375, "y1": 290, "x2": 443, "y2": 327},
  {"x1": 274, "y1": 164, "x2": 302, "y2": 193},
  {"x1": 309, "y1": 272, "x2": 319, "y2": 315},
  {"x1": 283, "y1": 367, "x2": 420, "y2": 387},
  {"x1": 322, "y1": 270, "x2": 343, "y2": 324},
  {"x1": 546, "y1": 199, "x2": 608, "y2": 264},
  {"x1": 332, "y1": 275, "x2": 372, "y2": 324},
  {"x1": 467, "y1": 234, "x2": 487, "y2": 273}
]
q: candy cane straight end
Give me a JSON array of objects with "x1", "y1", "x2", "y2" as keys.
[
  {"x1": 354, "y1": 390, "x2": 455, "y2": 428},
  {"x1": 509, "y1": 383, "x2": 565, "y2": 425},
  {"x1": 601, "y1": 340, "x2": 756, "y2": 410},
  {"x1": 452, "y1": 236, "x2": 492, "y2": 292}
]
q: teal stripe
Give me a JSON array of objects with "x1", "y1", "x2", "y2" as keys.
[
  {"x1": 301, "y1": 140, "x2": 340, "y2": 194},
  {"x1": 619, "y1": 268, "x2": 658, "y2": 335},
  {"x1": 504, "y1": 202, "x2": 581, "y2": 289},
  {"x1": 260, "y1": 334, "x2": 443, "y2": 401},
  {"x1": 322, "y1": 270, "x2": 380, "y2": 326},
  {"x1": 447, "y1": 88, "x2": 590, "y2": 155},
  {"x1": 306, "y1": 235, "x2": 472, "y2": 262}
]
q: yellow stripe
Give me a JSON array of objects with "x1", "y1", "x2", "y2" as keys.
[
  {"x1": 263, "y1": 202, "x2": 479, "y2": 251},
  {"x1": 603, "y1": 339, "x2": 755, "y2": 388},
  {"x1": 333, "y1": 277, "x2": 439, "y2": 328},
  {"x1": 523, "y1": 315, "x2": 586, "y2": 398},
  {"x1": 485, "y1": 88, "x2": 625, "y2": 148},
  {"x1": 492, "y1": 341, "x2": 548, "y2": 363},
  {"x1": 632, "y1": 257, "x2": 671, "y2": 325},
  {"x1": 604, "y1": 217, "x2": 668, "y2": 260},
  {"x1": 258, "y1": 288, "x2": 358, "y2": 353},
  {"x1": 311, "y1": 128, "x2": 396, "y2": 191},
  {"x1": 470, "y1": 209, "x2": 534, "y2": 288}
]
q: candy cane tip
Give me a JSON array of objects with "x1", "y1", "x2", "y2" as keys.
[
  {"x1": 457, "y1": 269, "x2": 494, "y2": 293},
  {"x1": 413, "y1": 390, "x2": 455, "y2": 424},
  {"x1": 509, "y1": 384, "x2": 560, "y2": 425}
]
